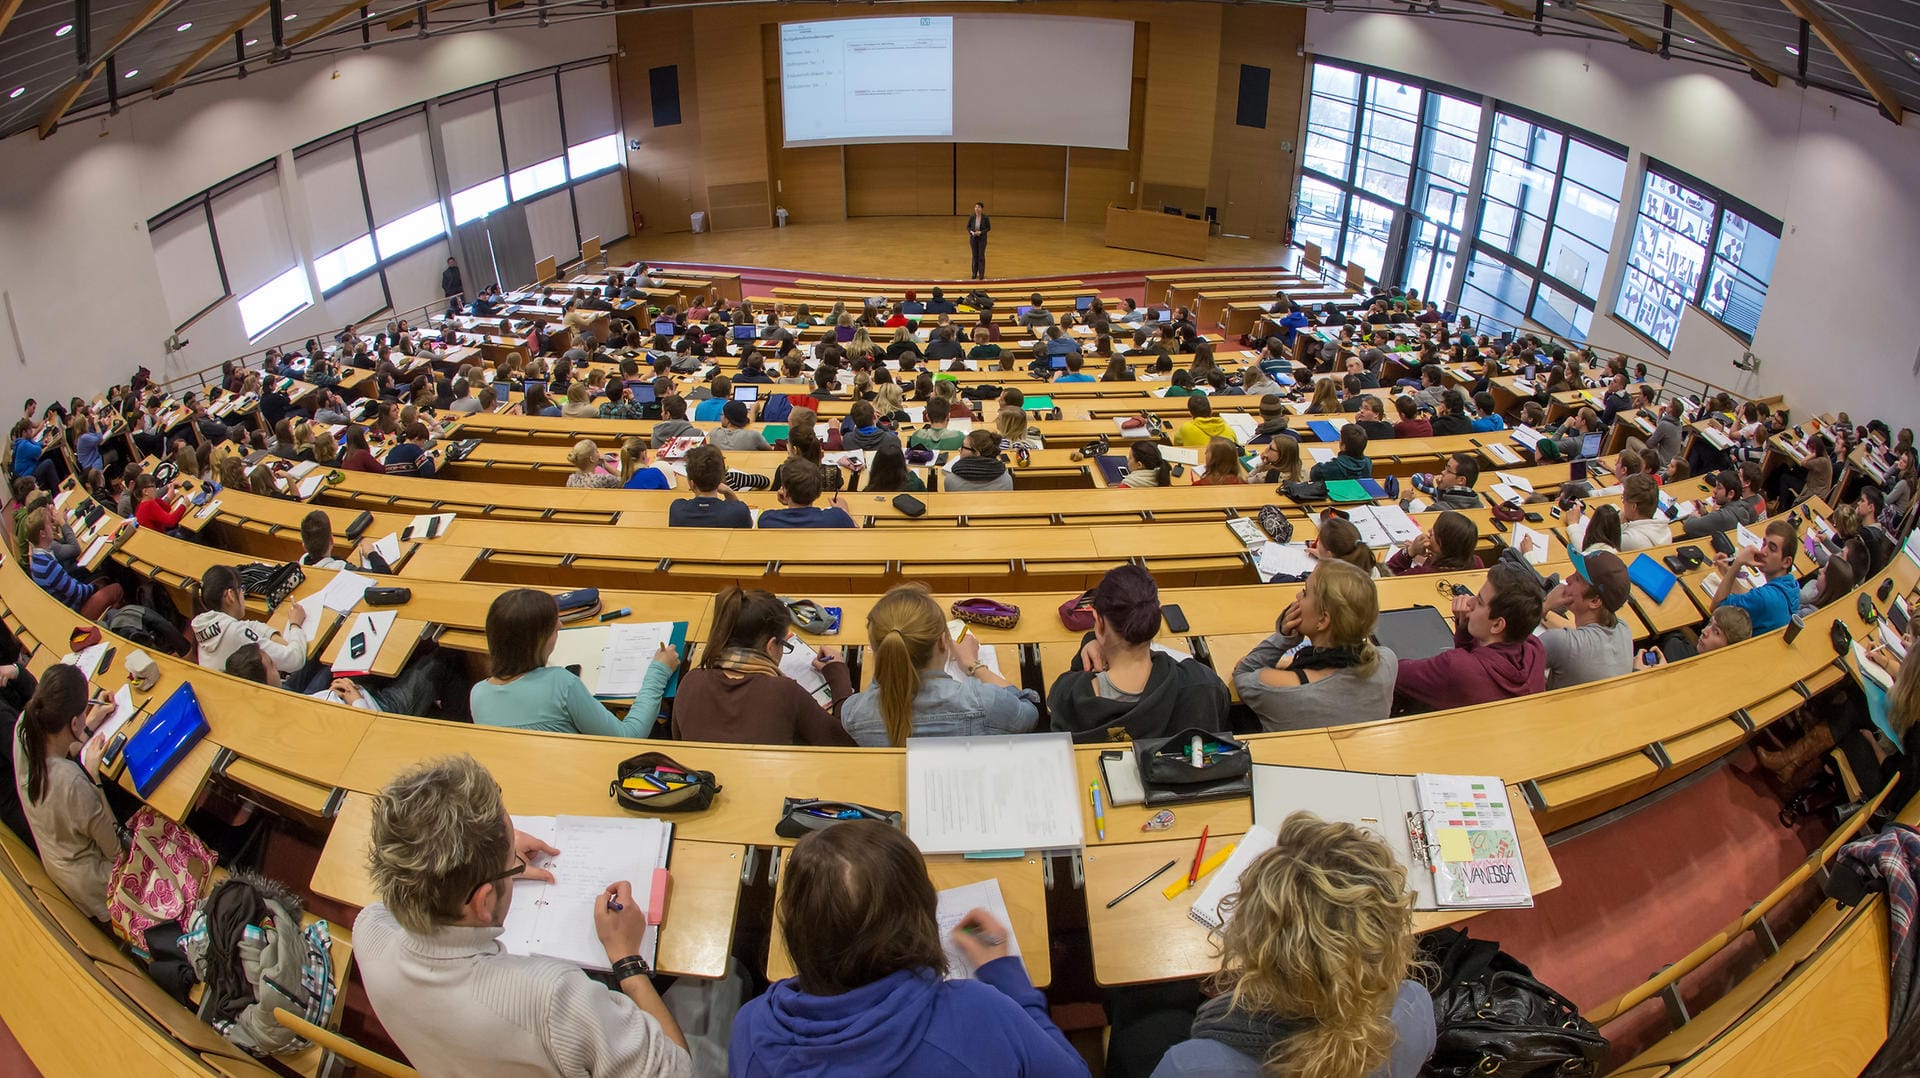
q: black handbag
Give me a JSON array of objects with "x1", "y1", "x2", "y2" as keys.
[
  {"x1": 773, "y1": 797, "x2": 901, "y2": 839},
  {"x1": 1131, "y1": 728, "x2": 1251, "y2": 806},
  {"x1": 235, "y1": 562, "x2": 304, "y2": 611},
  {"x1": 1420, "y1": 928, "x2": 1608, "y2": 1077},
  {"x1": 610, "y1": 751, "x2": 721, "y2": 813},
  {"x1": 1281, "y1": 480, "x2": 1328, "y2": 503}
]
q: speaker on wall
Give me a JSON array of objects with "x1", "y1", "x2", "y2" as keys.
[
  {"x1": 650, "y1": 65, "x2": 682, "y2": 128},
  {"x1": 1236, "y1": 64, "x2": 1270, "y2": 129}
]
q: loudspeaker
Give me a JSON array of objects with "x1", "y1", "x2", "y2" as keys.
[
  {"x1": 650, "y1": 65, "x2": 682, "y2": 128},
  {"x1": 1236, "y1": 64, "x2": 1270, "y2": 129}
]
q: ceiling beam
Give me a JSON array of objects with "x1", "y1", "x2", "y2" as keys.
[
  {"x1": 1665, "y1": 0, "x2": 1780, "y2": 86},
  {"x1": 1777, "y1": 0, "x2": 1903, "y2": 122},
  {"x1": 384, "y1": 0, "x2": 454, "y2": 31},
  {"x1": 285, "y1": 0, "x2": 371, "y2": 47},
  {"x1": 1473, "y1": 0, "x2": 1534, "y2": 20},
  {"x1": 150, "y1": 1, "x2": 270, "y2": 95},
  {"x1": 1579, "y1": 8, "x2": 1660, "y2": 52},
  {"x1": 37, "y1": 0, "x2": 173, "y2": 137},
  {"x1": 0, "y1": 0, "x2": 28, "y2": 47}
]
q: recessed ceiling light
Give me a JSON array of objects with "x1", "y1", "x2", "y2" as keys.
[
  {"x1": 245, "y1": 37, "x2": 258, "y2": 45},
  {"x1": 1681, "y1": 36, "x2": 1696, "y2": 44},
  {"x1": 176, "y1": 21, "x2": 192, "y2": 30},
  {"x1": 54, "y1": 23, "x2": 72, "y2": 36},
  {"x1": 1785, "y1": 44, "x2": 1801, "y2": 55},
  {"x1": 1906, "y1": 48, "x2": 1920, "y2": 65},
  {"x1": 123, "y1": 68, "x2": 139, "y2": 78},
  {"x1": 8, "y1": 87, "x2": 23, "y2": 99},
  {"x1": 283, "y1": 12, "x2": 298, "y2": 19}
]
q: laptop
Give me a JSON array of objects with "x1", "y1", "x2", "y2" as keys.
[
  {"x1": 1016, "y1": 306, "x2": 1033, "y2": 318},
  {"x1": 1580, "y1": 431, "x2": 1603, "y2": 458},
  {"x1": 653, "y1": 320, "x2": 676, "y2": 336},
  {"x1": 628, "y1": 383, "x2": 658, "y2": 404},
  {"x1": 1049, "y1": 356, "x2": 1068, "y2": 371},
  {"x1": 731, "y1": 324, "x2": 755, "y2": 341},
  {"x1": 1372, "y1": 606, "x2": 1458, "y2": 662},
  {"x1": 1075, "y1": 296, "x2": 1095, "y2": 312},
  {"x1": 732, "y1": 385, "x2": 760, "y2": 402}
]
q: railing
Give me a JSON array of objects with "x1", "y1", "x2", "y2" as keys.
[{"x1": 157, "y1": 295, "x2": 454, "y2": 396}]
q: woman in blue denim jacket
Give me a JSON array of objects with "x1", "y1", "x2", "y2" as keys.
[{"x1": 841, "y1": 585, "x2": 1040, "y2": 747}]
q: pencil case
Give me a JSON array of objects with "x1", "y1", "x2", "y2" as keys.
[
  {"x1": 774, "y1": 797, "x2": 901, "y2": 839},
  {"x1": 951, "y1": 598, "x2": 1020, "y2": 630},
  {"x1": 610, "y1": 751, "x2": 721, "y2": 813},
  {"x1": 1133, "y1": 728, "x2": 1251, "y2": 806}
]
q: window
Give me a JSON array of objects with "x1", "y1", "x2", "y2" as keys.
[
  {"x1": 566, "y1": 134, "x2": 621, "y2": 179},
  {"x1": 238, "y1": 265, "x2": 312, "y2": 339},
  {"x1": 1613, "y1": 165, "x2": 1779, "y2": 349},
  {"x1": 450, "y1": 177, "x2": 509, "y2": 224},
  {"x1": 313, "y1": 235, "x2": 376, "y2": 293},
  {"x1": 1403, "y1": 90, "x2": 1480, "y2": 303},
  {"x1": 375, "y1": 204, "x2": 446, "y2": 261},
  {"x1": 1302, "y1": 65, "x2": 1360, "y2": 182},
  {"x1": 509, "y1": 156, "x2": 568, "y2": 202},
  {"x1": 1464, "y1": 109, "x2": 1624, "y2": 342}
]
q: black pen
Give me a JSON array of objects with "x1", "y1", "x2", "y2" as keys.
[{"x1": 1107, "y1": 859, "x2": 1177, "y2": 909}]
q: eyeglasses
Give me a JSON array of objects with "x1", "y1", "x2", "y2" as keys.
[
  {"x1": 781, "y1": 634, "x2": 797, "y2": 654},
  {"x1": 465, "y1": 856, "x2": 525, "y2": 903}
]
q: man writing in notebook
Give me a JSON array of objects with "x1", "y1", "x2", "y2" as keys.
[
  {"x1": 1393, "y1": 562, "x2": 1546, "y2": 712},
  {"x1": 355, "y1": 755, "x2": 692, "y2": 1077}
]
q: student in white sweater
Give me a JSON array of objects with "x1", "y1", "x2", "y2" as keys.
[
  {"x1": 355, "y1": 755, "x2": 692, "y2": 1077},
  {"x1": 189, "y1": 564, "x2": 310, "y2": 687}
]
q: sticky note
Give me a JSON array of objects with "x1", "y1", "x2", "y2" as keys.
[{"x1": 1437, "y1": 828, "x2": 1472, "y2": 863}]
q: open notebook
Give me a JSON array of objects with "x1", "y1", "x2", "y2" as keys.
[{"x1": 502, "y1": 815, "x2": 673, "y2": 970}]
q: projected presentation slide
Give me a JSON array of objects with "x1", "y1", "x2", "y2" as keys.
[{"x1": 781, "y1": 17, "x2": 955, "y2": 145}]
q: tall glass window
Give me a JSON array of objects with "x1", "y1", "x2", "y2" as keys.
[
  {"x1": 1405, "y1": 91, "x2": 1481, "y2": 305},
  {"x1": 1294, "y1": 63, "x2": 1426, "y2": 283},
  {"x1": 1616, "y1": 164, "x2": 1779, "y2": 348},
  {"x1": 1462, "y1": 110, "x2": 1624, "y2": 340}
]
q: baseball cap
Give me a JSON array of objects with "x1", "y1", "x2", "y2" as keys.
[
  {"x1": 722, "y1": 400, "x2": 750, "y2": 426},
  {"x1": 1574, "y1": 549, "x2": 1632, "y2": 612}
]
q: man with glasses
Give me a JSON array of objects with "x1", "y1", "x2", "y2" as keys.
[{"x1": 355, "y1": 755, "x2": 691, "y2": 1076}]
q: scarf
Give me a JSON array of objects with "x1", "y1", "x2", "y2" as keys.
[
  {"x1": 951, "y1": 456, "x2": 1007, "y2": 482},
  {"x1": 1286, "y1": 644, "x2": 1365, "y2": 672},
  {"x1": 706, "y1": 646, "x2": 781, "y2": 679},
  {"x1": 1189, "y1": 991, "x2": 1306, "y2": 1060}
]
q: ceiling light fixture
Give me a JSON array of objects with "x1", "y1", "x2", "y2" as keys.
[
  {"x1": 1681, "y1": 36, "x2": 1695, "y2": 44},
  {"x1": 1906, "y1": 48, "x2": 1920, "y2": 65},
  {"x1": 245, "y1": 37, "x2": 258, "y2": 45},
  {"x1": 1785, "y1": 44, "x2": 1800, "y2": 55},
  {"x1": 284, "y1": 12, "x2": 298, "y2": 19},
  {"x1": 176, "y1": 21, "x2": 192, "y2": 30},
  {"x1": 124, "y1": 68, "x2": 139, "y2": 78},
  {"x1": 8, "y1": 87, "x2": 24, "y2": 99},
  {"x1": 55, "y1": 23, "x2": 73, "y2": 36}
]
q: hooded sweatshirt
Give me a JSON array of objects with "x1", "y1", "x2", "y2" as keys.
[
  {"x1": 730, "y1": 958, "x2": 1086, "y2": 1078},
  {"x1": 192, "y1": 609, "x2": 309, "y2": 683},
  {"x1": 1174, "y1": 415, "x2": 1234, "y2": 448},
  {"x1": 947, "y1": 456, "x2": 1013, "y2": 492},
  {"x1": 1392, "y1": 615, "x2": 1545, "y2": 712},
  {"x1": 1047, "y1": 641, "x2": 1230, "y2": 743}
]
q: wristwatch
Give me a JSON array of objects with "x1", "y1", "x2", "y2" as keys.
[
  {"x1": 965, "y1": 661, "x2": 987, "y2": 676},
  {"x1": 612, "y1": 953, "x2": 651, "y2": 981}
]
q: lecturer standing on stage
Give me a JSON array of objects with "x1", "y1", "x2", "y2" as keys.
[{"x1": 967, "y1": 202, "x2": 991, "y2": 280}]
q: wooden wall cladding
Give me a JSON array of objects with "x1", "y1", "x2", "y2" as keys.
[
  {"x1": 615, "y1": 7, "x2": 703, "y2": 232},
  {"x1": 1207, "y1": 4, "x2": 1304, "y2": 241},
  {"x1": 845, "y1": 144, "x2": 955, "y2": 217},
  {"x1": 708, "y1": 181, "x2": 772, "y2": 231},
  {"x1": 1140, "y1": 5, "x2": 1221, "y2": 191},
  {"x1": 693, "y1": 7, "x2": 772, "y2": 227},
  {"x1": 955, "y1": 144, "x2": 1067, "y2": 218}
]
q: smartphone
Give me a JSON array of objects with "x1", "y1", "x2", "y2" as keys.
[
  {"x1": 1641, "y1": 649, "x2": 1663, "y2": 666},
  {"x1": 102, "y1": 730, "x2": 129, "y2": 768},
  {"x1": 1449, "y1": 583, "x2": 1474, "y2": 597},
  {"x1": 1162, "y1": 604, "x2": 1190, "y2": 634},
  {"x1": 96, "y1": 646, "x2": 116, "y2": 674},
  {"x1": 348, "y1": 633, "x2": 368, "y2": 659},
  {"x1": 1550, "y1": 506, "x2": 1562, "y2": 519},
  {"x1": 935, "y1": 452, "x2": 950, "y2": 466}
]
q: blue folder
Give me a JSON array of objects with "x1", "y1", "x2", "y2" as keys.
[
  {"x1": 1307, "y1": 420, "x2": 1341, "y2": 442},
  {"x1": 1628, "y1": 552, "x2": 1678, "y2": 604},
  {"x1": 125, "y1": 683, "x2": 209, "y2": 796}
]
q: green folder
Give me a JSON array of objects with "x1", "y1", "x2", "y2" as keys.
[
  {"x1": 1023, "y1": 395, "x2": 1055, "y2": 412},
  {"x1": 763, "y1": 424, "x2": 790, "y2": 442},
  {"x1": 1326, "y1": 480, "x2": 1374, "y2": 504}
]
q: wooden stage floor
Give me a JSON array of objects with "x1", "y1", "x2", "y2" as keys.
[{"x1": 607, "y1": 215, "x2": 1295, "y2": 282}]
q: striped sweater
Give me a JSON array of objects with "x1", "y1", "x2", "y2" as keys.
[{"x1": 28, "y1": 548, "x2": 92, "y2": 610}]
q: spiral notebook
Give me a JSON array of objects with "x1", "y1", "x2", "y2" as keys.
[
  {"x1": 501, "y1": 815, "x2": 673, "y2": 970},
  {"x1": 1244, "y1": 764, "x2": 1533, "y2": 912}
]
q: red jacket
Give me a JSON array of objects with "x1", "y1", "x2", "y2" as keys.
[{"x1": 135, "y1": 495, "x2": 188, "y2": 531}]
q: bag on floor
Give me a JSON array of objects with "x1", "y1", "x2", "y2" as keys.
[
  {"x1": 108, "y1": 806, "x2": 217, "y2": 956},
  {"x1": 181, "y1": 871, "x2": 338, "y2": 1057},
  {"x1": 1419, "y1": 927, "x2": 1607, "y2": 1077}
]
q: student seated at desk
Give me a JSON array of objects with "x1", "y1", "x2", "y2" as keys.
[
  {"x1": 1302, "y1": 380, "x2": 1339, "y2": 416},
  {"x1": 1470, "y1": 391, "x2": 1506, "y2": 433},
  {"x1": 1233, "y1": 562, "x2": 1399, "y2": 733},
  {"x1": 298, "y1": 510, "x2": 392, "y2": 573},
  {"x1": 909, "y1": 397, "x2": 966, "y2": 452},
  {"x1": 1048, "y1": 565, "x2": 1229, "y2": 742},
  {"x1": 382, "y1": 422, "x2": 436, "y2": 477},
  {"x1": 841, "y1": 585, "x2": 1038, "y2": 747},
  {"x1": 192, "y1": 564, "x2": 313, "y2": 688},
  {"x1": 1709, "y1": 519, "x2": 1801, "y2": 635},
  {"x1": 1119, "y1": 441, "x2": 1171, "y2": 490},
  {"x1": 620, "y1": 438, "x2": 673, "y2": 491},
  {"x1": 693, "y1": 376, "x2": 733, "y2": 421},
  {"x1": 1680, "y1": 465, "x2": 1763, "y2": 538},
  {"x1": 704, "y1": 401, "x2": 770, "y2": 453},
  {"x1": 565, "y1": 439, "x2": 622, "y2": 489},
  {"x1": 1638, "y1": 606, "x2": 1750, "y2": 668},
  {"x1": 1247, "y1": 438, "x2": 1303, "y2": 487},
  {"x1": 470, "y1": 589, "x2": 673, "y2": 736},
  {"x1": 668, "y1": 445, "x2": 753, "y2": 528},
  {"x1": 1386, "y1": 511, "x2": 1481, "y2": 576},
  {"x1": 858, "y1": 442, "x2": 926, "y2": 494},
  {"x1": 12, "y1": 665, "x2": 122, "y2": 921},
  {"x1": 1539, "y1": 550, "x2": 1634, "y2": 690},
  {"x1": 1610, "y1": 475, "x2": 1672, "y2": 552},
  {"x1": 1145, "y1": 813, "x2": 1435, "y2": 1078},
  {"x1": 760, "y1": 460, "x2": 855, "y2": 529},
  {"x1": 732, "y1": 820, "x2": 1081, "y2": 1078},
  {"x1": 1354, "y1": 396, "x2": 1396, "y2": 442},
  {"x1": 842, "y1": 401, "x2": 901, "y2": 453},
  {"x1": 1194, "y1": 438, "x2": 1246, "y2": 486},
  {"x1": 1796, "y1": 553, "x2": 1854, "y2": 617},
  {"x1": 1175, "y1": 396, "x2": 1233, "y2": 448},
  {"x1": 672, "y1": 588, "x2": 853, "y2": 745},
  {"x1": 560, "y1": 382, "x2": 598, "y2": 418},
  {"x1": 1428, "y1": 391, "x2": 1474, "y2": 437},
  {"x1": 651, "y1": 396, "x2": 705, "y2": 449},
  {"x1": 1308, "y1": 426, "x2": 1372, "y2": 484},
  {"x1": 355, "y1": 756, "x2": 691, "y2": 1077},
  {"x1": 944, "y1": 430, "x2": 1013, "y2": 492},
  {"x1": 226, "y1": 642, "x2": 455, "y2": 718},
  {"x1": 132, "y1": 472, "x2": 192, "y2": 533},
  {"x1": 1393, "y1": 562, "x2": 1545, "y2": 712}
]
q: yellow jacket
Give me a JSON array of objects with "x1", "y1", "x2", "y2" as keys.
[{"x1": 1175, "y1": 415, "x2": 1234, "y2": 447}]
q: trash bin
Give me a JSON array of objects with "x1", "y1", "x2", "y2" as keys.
[
  {"x1": 776, "y1": 207, "x2": 790, "y2": 228},
  {"x1": 691, "y1": 211, "x2": 708, "y2": 233}
]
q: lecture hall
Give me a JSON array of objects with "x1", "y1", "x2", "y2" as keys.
[{"x1": 1, "y1": 0, "x2": 1918, "y2": 1074}]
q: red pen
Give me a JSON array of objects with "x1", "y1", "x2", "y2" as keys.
[{"x1": 1188, "y1": 826, "x2": 1210, "y2": 887}]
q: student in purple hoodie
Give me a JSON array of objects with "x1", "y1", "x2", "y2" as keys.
[
  {"x1": 731, "y1": 821, "x2": 1087, "y2": 1078},
  {"x1": 1391, "y1": 562, "x2": 1546, "y2": 712}
]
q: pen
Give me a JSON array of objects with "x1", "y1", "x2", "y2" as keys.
[
  {"x1": 1188, "y1": 826, "x2": 1210, "y2": 887},
  {"x1": 1090, "y1": 780, "x2": 1106, "y2": 842},
  {"x1": 606, "y1": 897, "x2": 624, "y2": 912},
  {"x1": 1107, "y1": 859, "x2": 1176, "y2": 909},
  {"x1": 598, "y1": 607, "x2": 631, "y2": 622}
]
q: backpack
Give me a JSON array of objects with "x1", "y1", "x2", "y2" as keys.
[
  {"x1": 761, "y1": 393, "x2": 798, "y2": 424},
  {"x1": 105, "y1": 604, "x2": 190, "y2": 657},
  {"x1": 181, "y1": 872, "x2": 338, "y2": 1057}
]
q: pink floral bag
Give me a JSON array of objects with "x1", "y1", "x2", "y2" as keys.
[{"x1": 107, "y1": 806, "x2": 216, "y2": 954}]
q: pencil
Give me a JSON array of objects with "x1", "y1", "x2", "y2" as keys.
[
  {"x1": 1188, "y1": 826, "x2": 1209, "y2": 886},
  {"x1": 1107, "y1": 859, "x2": 1176, "y2": 909}
]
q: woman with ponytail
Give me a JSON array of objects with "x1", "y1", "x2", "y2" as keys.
[
  {"x1": 1232, "y1": 561, "x2": 1398, "y2": 732},
  {"x1": 1120, "y1": 441, "x2": 1172, "y2": 489},
  {"x1": 840, "y1": 584, "x2": 1039, "y2": 747},
  {"x1": 672, "y1": 587, "x2": 855, "y2": 746},
  {"x1": 12, "y1": 664, "x2": 121, "y2": 920},
  {"x1": 1152, "y1": 812, "x2": 1434, "y2": 1077},
  {"x1": 1311, "y1": 515, "x2": 1382, "y2": 577}
]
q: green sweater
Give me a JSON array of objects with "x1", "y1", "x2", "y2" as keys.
[{"x1": 469, "y1": 664, "x2": 669, "y2": 738}]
